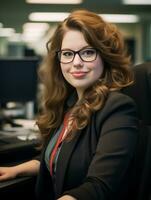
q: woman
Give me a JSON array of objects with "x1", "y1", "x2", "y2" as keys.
[{"x1": 0, "y1": 9, "x2": 138, "y2": 200}]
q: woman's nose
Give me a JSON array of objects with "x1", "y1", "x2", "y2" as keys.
[{"x1": 73, "y1": 53, "x2": 83, "y2": 67}]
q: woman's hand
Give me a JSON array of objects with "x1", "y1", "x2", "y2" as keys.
[
  {"x1": 0, "y1": 160, "x2": 40, "y2": 182},
  {"x1": 0, "y1": 166, "x2": 17, "y2": 181},
  {"x1": 58, "y1": 195, "x2": 77, "y2": 200}
]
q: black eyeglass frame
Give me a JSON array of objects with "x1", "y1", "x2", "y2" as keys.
[{"x1": 56, "y1": 48, "x2": 98, "y2": 64}]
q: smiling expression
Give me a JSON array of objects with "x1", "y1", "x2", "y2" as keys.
[{"x1": 60, "y1": 30, "x2": 104, "y2": 99}]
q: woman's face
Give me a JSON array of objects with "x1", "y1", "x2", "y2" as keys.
[{"x1": 60, "y1": 30, "x2": 104, "y2": 99}]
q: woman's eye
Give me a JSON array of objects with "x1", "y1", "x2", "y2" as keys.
[
  {"x1": 62, "y1": 51, "x2": 73, "y2": 57},
  {"x1": 82, "y1": 49, "x2": 95, "y2": 56}
]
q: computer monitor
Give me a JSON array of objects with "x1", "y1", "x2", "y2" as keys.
[{"x1": 0, "y1": 57, "x2": 39, "y2": 104}]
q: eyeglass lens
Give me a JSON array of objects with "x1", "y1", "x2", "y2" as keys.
[{"x1": 58, "y1": 48, "x2": 97, "y2": 63}]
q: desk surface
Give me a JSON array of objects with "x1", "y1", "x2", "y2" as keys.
[
  {"x1": 0, "y1": 125, "x2": 39, "y2": 199},
  {"x1": 0, "y1": 128, "x2": 41, "y2": 156},
  {"x1": 0, "y1": 175, "x2": 37, "y2": 200},
  {"x1": 0, "y1": 176, "x2": 33, "y2": 189}
]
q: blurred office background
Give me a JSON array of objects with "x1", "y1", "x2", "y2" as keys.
[
  {"x1": 0, "y1": 0, "x2": 151, "y2": 119},
  {"x1": 1, "y1": 1, "x2": 151, "y2": 199},
  {"x1": 0, "y1": 0, "x2": 151, "y2": 62}
]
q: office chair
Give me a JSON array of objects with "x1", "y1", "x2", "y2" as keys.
[{"x1": 122, "y1": 62, "x2": 151, "y2": 200}]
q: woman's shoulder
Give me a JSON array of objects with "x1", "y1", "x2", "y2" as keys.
[
  {"x1": 93, "y1": 90, "x2": 138, "y2": 137},
  {"x1": 106, "y1": 90, "x2": 136, "y2": 107},
  {"x1": 97, "y1": 90, "x2": 137, "y2": 116}
]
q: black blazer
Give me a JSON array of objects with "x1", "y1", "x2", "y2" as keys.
[{"x1": 35, "y1": 91, "x2": 138, "y2": 200}]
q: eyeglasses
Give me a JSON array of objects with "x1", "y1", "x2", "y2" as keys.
[{"x1": 57, "y1": 47, "x2": 98, "y2": 64}]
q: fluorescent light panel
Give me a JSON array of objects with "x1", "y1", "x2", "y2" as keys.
[
  {"x1": 101, "y1": 14, "x2": 139, "y2": 23},
  {"x1": 123, "y1": 0, "x2": 151, "y2": 4},
  {"x1": 0, "y1": 28, "x2": 15, "y2": 37},
  {"x1": 29, "y1": 12, "x2": 139, "y2": 23},
  {"x1": 23, "y1": 22, "x2": 49, "y2": 31},
  {"x1": 8, "y1": 33, "x2": 22, "y2": 42},
  {"x1": 29, "y1": 12, "x2": 70, "y2": 22},
  {"x1": 22, "y1": 23, "x2": 49, "y2": 42},
  {"x1": 26, "y1": 0, "x2": 82, "y2": 4}
]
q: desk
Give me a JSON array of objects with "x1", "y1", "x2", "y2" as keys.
[
  {"x1": 0, "y1": 129, "x2": 41, "y2": 164},
  {"x1": 0, "y1": 130, "x2": 40, "y2": 199},
  {"x1": 0, "y1": 176, "x2": 37, "y2": 200}
]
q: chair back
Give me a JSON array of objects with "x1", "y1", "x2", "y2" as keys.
[{"x1": 122, "y1": 62, "x2": 151, "y2": 200}]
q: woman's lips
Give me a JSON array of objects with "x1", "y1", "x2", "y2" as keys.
[{"x1": 71, "y1": 71, "x2": 88, "y2": 78}]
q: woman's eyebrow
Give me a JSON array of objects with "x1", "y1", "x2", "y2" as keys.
[{"x1": 61, "y1": 45, "x2": 92, "y2": 51}]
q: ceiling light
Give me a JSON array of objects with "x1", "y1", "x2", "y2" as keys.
[
  {"x1": 29, "y1": 12, "x2": 139, "y2": 23},
  {"x1": 101, "y1": 14, "x2": 139, "y2": 23},
  {"x1": 22, "y1": 23, "x2": 49, "y2": 42},
  {"x1": 23, "y1": 23, "x2": 49, "y2": 31},
  {"x1": 26, "y1": 0, "x2": 82, "y2": 4},
  {"x1": 0, "y1": 28, "x2": 15, "y2": 37},
  {"x1": 22, "y1": 32, "x2": 45, "y2": 42},
  {"x1": 29, "y1": 12, "x2": 70, "y2": 22},
  {"x1": 8, "y1": 33, "x2": 22, "y2": 42},
  {"x1": 123, "y1": 0, "x2": 151, "y2": 4}
]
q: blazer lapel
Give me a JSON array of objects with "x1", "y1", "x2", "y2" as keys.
[{"x1": 55, "y1": 130, "x2": 82, "y2": 196}]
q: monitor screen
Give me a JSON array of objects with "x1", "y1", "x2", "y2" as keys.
[{"x1": 0, "y1": 57, "x2": 39, "y2": 103}]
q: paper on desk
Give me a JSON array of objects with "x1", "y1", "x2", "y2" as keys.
[
  {"x1": 14, "y1": 119, "x2": 37, "y2": 129},
  {"x1": 1, "y1": 119, "x2": 40, "y2": 141}
]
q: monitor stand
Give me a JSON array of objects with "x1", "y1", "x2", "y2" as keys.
[{"x1": 25, "y1": 101, "x2": 35, "y2": 120}]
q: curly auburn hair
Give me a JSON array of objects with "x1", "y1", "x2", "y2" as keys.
[{"x1": 37, "y1": 9, "x2": 133, "y2": 142}]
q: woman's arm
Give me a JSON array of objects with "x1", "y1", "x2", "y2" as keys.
[{"x1": 0, "y1": 159, "x2": 40, "y2": 181}]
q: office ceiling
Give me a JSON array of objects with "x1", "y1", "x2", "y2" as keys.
[{"x1": 0, "y1": 0, "x2": 151, "y2": 33}]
